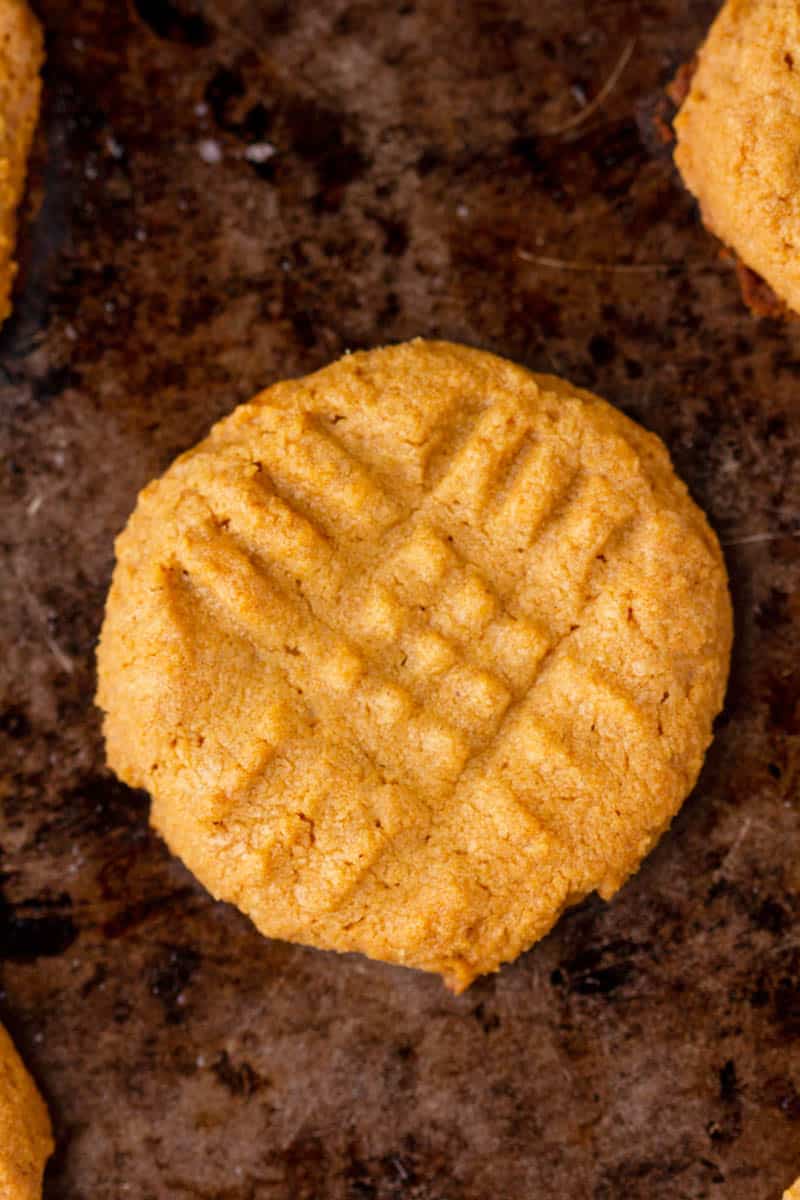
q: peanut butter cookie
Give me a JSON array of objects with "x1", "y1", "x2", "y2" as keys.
[
  {"x1": 97, "y1": 341, "x2": 732, "y2": 991},
  {"x1": 674, "y1": 0, "x2": 800, "y2": 315},
  {"x1": 0, "y1": 1021, "x2": 52, "y2": 1200},
  {"x1": 0, "y1": 0, "x2": 43, "y2": 326}
]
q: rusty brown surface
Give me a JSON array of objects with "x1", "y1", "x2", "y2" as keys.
[{"x1": 1, "y1": 1, "x2": 800, "y2": 1197}]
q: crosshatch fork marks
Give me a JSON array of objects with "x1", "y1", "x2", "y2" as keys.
[
  {"x1": 97, "y1": 342, "x2": 732, "y2": 989},
  {"x1": 177, "y1": 526, "x2": 472, "y2": 803},
  {"x1": 183, "y1": 387, "x2": 675, "y2": 821}
]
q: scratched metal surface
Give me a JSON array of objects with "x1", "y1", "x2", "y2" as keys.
[{"x1": 1, "y1": 1, "x2": 799, "y2": 1197}]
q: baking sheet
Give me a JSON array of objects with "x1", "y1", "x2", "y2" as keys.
[{"x1": 2, "y1": 1, "x2": 799, "y2": 1196}]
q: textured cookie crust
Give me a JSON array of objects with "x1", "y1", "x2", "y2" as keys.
[
  {"x1": 97, "y1": 341, "x2": 732, "y2": 991},
  {"x1": 785, "y1": 1179, "x2": 800, "y2": 1199},
  {"x1": 674, "y1": 0, "x2": 800, "y2": 315},
  {"x1": 0, "y1": 1022, "x2": 52, "y2": 1200},
  {"x1": 0, "y1": 0, "x2": 43, "y2": 326}
]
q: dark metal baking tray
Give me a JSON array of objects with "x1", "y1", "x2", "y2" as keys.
[{"x1": 1, "y1": 2, "x2": 799, "y2": 1196}]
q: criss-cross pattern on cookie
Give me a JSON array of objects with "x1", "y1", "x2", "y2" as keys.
[{"x1": 98, "y1": 343, "x2": 730, "y2": 986}]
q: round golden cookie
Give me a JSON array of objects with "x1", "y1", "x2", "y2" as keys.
[
  {"x1": 674, "y1": 0, "x2": 800, "y2": 314},
  {"x1": 96, "y1": 340, "x2": 732, "y2": 991},
  {"x1": 0, "y1": 0, "x2": 43, "y2": 326},
  {"x1": 0, "y1": 1021, "x2": 53, "y2": 1199},
  {"x1": 785, "y1": 1179, "x2": 800, "y2": 1200}
]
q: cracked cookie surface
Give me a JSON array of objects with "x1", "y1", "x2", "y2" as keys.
[
  {"x1": 674, "y1": 0, "x2": 800, "y2": 315},
  {"x1": 96, "y1": 340, "x2": 732, "y2": 990},
  {"x1": 0, "y1": 1022, "x2": 52, "y2": 1200}
]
